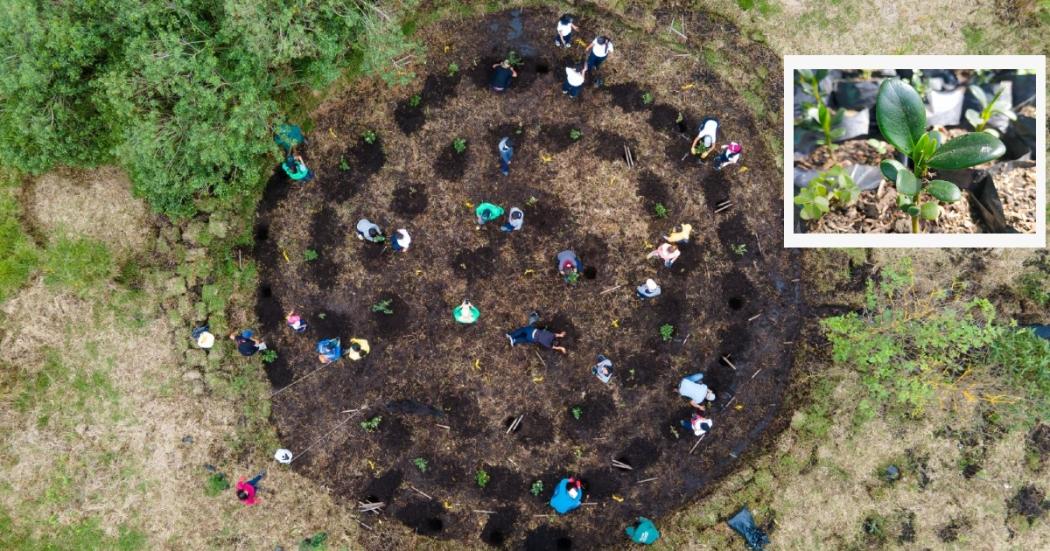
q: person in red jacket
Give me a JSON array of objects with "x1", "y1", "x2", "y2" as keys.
[{"x1": 236, "y1": 471, "x2": 266, "y2": 505}]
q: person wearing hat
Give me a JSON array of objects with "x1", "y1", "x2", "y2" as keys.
[
  {"x1": 715, "y1": 141, "x2": 742, "y2": 171},
  {"x1": 682, "y1": 412, "x2": 713, "y2": 436},
  {"x1": 500, "y1": 207, "x2": 524, "y2": 232},
  {"x1": 625, "y1": 517, "x2": 661, "y2": 545},
  {"x1": 584, "y1": 36, "x2": 614, "y2": 73},
  {"x1": 285, "y1": 311, "x2": 308, "y2": 333},
  {"x1": 317, "y1": 338, "x2": 342, "y2": 364},
  {"x1": 691, "y1": 117, "x2": 719, "y2": 159},
  {"x1": 347, "y1": 338, "x2": 370, "y2": 361},
  {"x1": 549, "y1": 477, "x2": 584, "y2": 514},
  {"x1": 664, "y1": 223, "x2": 693, "y2": 244},
  {"x1": 562, "y1": 63, "x2": 587, "y2": 99},
  {"x1": 282, "y1": 153, "x2": 313, "y2": 182},
  {"x1": 274, "y1": 448, "x2": 293, "y2": 464},
  {"x1": 453, "y1": 300, "x2": 480, "y2": 324},
  {"x1": 356, "y1": 218, "x2": 384, "y2": 243},
  {"x1": 230, "y1": 330, "x2": 265, "y2": 357},
  {"x1": 557, "y1": 250, "x2": 583, "y2": 281},
  {"x1": 192, "y1": 324, "x2": 215, "y2": 349},
  {"x1": 554, "y1": 14, "x2": 578, "y2": 48},
  {"x1": 636, "y1": 278, "x2": 661, "y2": 299},
  {"x1": 475, "y1": 202, "x2": 505, "y2": 227},
  {"x1": 390, "y1": 228, "x2": 411, "y2": 252},
  {"x1": 497, "y1": 137, "x2": 514, "y2": 176},
  {"x1": 678, "y1": 372, "x2": 716, "y2": 410},
  {"x1": 490, "y1": 60, "x2": 518, "y2": 92},
  {"x1": 647, "y1": 243, "x2": 680, "y2": 268}
]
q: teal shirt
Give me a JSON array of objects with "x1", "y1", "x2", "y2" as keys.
[
  {"x1": 453, "y1": 304, "x2": 480, "y2": 324},
  {"x1": 475, "y1": 202, "x2": 505, "y2": 222},
  {"x1": 283, "y1": 159, "x2": 309, "y2": 180},
  {"x1": 626, "y1": 518, "x2": 660, "y2": 544}
]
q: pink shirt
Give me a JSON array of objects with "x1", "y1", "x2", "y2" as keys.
[
  {"x1": 236, "y1": 478, "x2": 258, "y2": 505},
  {"x1": 650, "y1": 243, "x2": 681, "y2": 262}
]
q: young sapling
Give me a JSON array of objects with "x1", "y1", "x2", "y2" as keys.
[
  {"x1": 475, "y1": 468, "x2": 490, "y2": 488},
  {"x1": 412, "y1": 457, "x2": 429, "y2": 472},
  {"x1": 362, "y1": 129, "x2": 378, "y2": 144},
  {"x1": 569, "y1": 128, "x2": 583, "y2": 141},
  {"x1": 304, "y1": 249, "x2": 319, "y2": 261},
  {"x1": 530, "y1": 480, "x2": 544, "y2": 496},
  {"x1": 371, "y1": 299, "x2": 394, "y2": 315},
  {"x1": 731, "y1": 243, "x2": 748, "y2": 256},
  {"x1": 452, "y1": 138, "x2": 467, "y2": 154},
  {"x1": 793, "y1": 166, "x2": 861, "y2": 222},
  {"x1": 447, "y1": 62, "x2": 459, "y2": 76},
  {"x1": 409, "y1": 94, "x2": 422, "y2": 108},
  {"x1": 797, "y1": 69, "x2": 844, "y2": 158},
  {"x1": 261, "y1": 349, "x2": 278, "y2": 363},
  {"x1": 659, "y1": 323, "x2": 675, "y2": 342},
  {"x1": 360, "y1": 416, "x2": 383, "y2": 432},
  {"x1": 652, "y1": 203, "x2": 669, "y2": 219},
  {"x1": 964, "y1": 86, "x2": 1016, "y2": 136}
]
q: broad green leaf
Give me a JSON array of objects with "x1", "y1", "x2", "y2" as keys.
[
  {"x1": 964, "y1": 109, "x2": 983, "y2": 128},
  {"x1": 880, "y1": 159, "x2": 906, "y2": 182},
  {"x1": 969, "y1": 85, "x2": 987, "y2": 106},
  {"x1": 801, "y1": 204, "x2": 822, "y2": 220},
  {"x1": 895, "y1": 168, "x2": 919, "y2": 196},
  {"x1": 923, "y1": 133, "x2": 938, "y2": 160},
  {"x1": 814, "y1": 70, "x2": 828, "y2": 81},
  {"x1": 928, "y1": 132, "x2": 1005, "y2": 169},
  {"x1": 793, "y1": 192, "x2": 809, "y2": 205},
  {"x1": 813, "y1": 195, "x2": 830, "y2": 210},
  {"x1": 813, "y1": 182, "x2": 828, "y2": 196},
  {"x1": 929, "y1": 130, "x2": 943, "y2": 145},
  {"x1": 897, "y1": 194, "x2": 912, "y2": 207},
  {"x1": 904, "y1": 204, "x2": 920, "y2": 217},
  {"x1": 830, "y1": 127, "x2": 846, "y2": 139},
  {"x1": 913, "y1": 133, "x2": 930, "y2": 160},
  {"x1": 797, "y1": 69, "x2": 814, "y2": 80},
  {"x1": 920, "y1": 202, "x2": 940, "y2": 221},
  {"x1": 927, "y1": 180, "x2": 961, "y2": 202},
  {"x1": 876, "y1": 78, "x2": 927, "y2": 155}
]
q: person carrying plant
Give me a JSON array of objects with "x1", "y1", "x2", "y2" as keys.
[
  {"x1": 273, "y1": 123, "x2": 305, "y2": 154},
  {"x1": 390, "y1": 228, "x2": 411, "y2": 252},
  {"x1": 453, "y1": 299, "x2": 480, "y2": 324},
  {"x1": 230, "y1": 330, "x2": 266, "y2": 357},
  {"x1": 714, "y1": 142, "x2": 742, "y2": 171},
  {"x1": 678, "y1": 372, "x2": 716, "y2": 410},
  {"x1": 281, "y1": 153, "x2": 313, "y2": 183},
  {"x1": 625, "y1": 517, "x2": 661, "y2": 545},
  {"x1": 356, "y1": 219, "x2": 384, "y2": 243},
  {"x1": 500, "y1": 207, "x2": 524, "y2": 232},
  {"x1": 664, "y1": 223, "x2": 693, "y2": 244},
  {"x1": 475, "y1": 202, "x2": 505, "y2": 227},
  {"x1": 235, "y1": 470, "x2": 266, "y2": 505},
  {"x1": 562, "y1": 63, "x2": 587, "y2": 99},
  {"x1": 497, "y1": 137, "x2": 514, "y2": 176},
  {"x1": 647, "y1": 243, "x2": 680, "y2": 267},
  {"x1": 690, "y1": 117, "x2": 719, "y2": 160},
  {"x1": 554, "y1": 14, "x2": 578, "y2": 48},
  {"x1": 347, "y1": 338, "x2": 370, "y2": 361},
  {"x1": 584, "y1": 36, "x2": 614, "y2": 74},
  {"x1": 549, "y1": 477, "x2": 584, "y2": 514},
  {"x1": 490, "y1": 60, "x2": 518, "y2": 92},
  {"x1": 557, "y1": 250, "x2": 583, "y2": 281},
  {"x1": 636, "y1": 278, "x2": 661, "y2": 299},
  {"x1": 317, "y1": 338, "x2": 342, "y2": 364},
  {"x1": 285, "y1": 311, "x2": 308, "y2": 333}
]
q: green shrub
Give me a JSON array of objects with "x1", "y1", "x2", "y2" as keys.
[
  {"x1": 794, "y1": 166, "x2": 862, "y2": 221},
  {"x1": 659, "y1": 324, "x2": 675, "y2": 342},
  {"x1": 452, "y1": 138, "x2": 467, "y2": 154},
  {"x1": 299, "y1": 532, "x2": 328, "y2": 551},
  {"x1": 412, "y1": 457, "x2": 428, "y2": 472},
  {"x1": 652, "y1": 203, "x2": 668, "y2": 219},
  {"x1": 204, "y1": 473, "x2": 230, "y2": 496},
  {"x1": 530, "y1": 480, "x2": 544, "y2": 496}
]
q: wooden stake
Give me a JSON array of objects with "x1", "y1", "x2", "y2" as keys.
[
  {"x1": 747, "y1": 313, "x2": 762, "y2": 322},
  {"x1": 600, "y1": 284, "x2": 624, "y2": 295},
  {"x1": 750, "y1": 368, "x2": 763, "y2": 380},
  {"x1": 721, "y1": 356, "x2": 738, "y2": 370},
  {"x1": 636, "y1": 477, "x2": 658, "y2": 485},
  {"x1": 689, "y1": 433, "x2": 707, "y2": 455},
  {"x1": 353, "y1": 518, "x2": 373, "y2": 531},
  {"x1": 409, "y1": 485, "x2": 432, "y2": 500},
  {"x1": 534, "y1": 351, "x2": 547, "y2": 369},
  {"x1": 611, "y1": 459, "x2": 633, "y2": 470},
  {"x1": 473, "y1": 510, "x2": 497, "y2": 514},
  {"x1": 714, "y1": 202, "x2": 733, "y2": 214},
  {"x1": 436, "y1": 424, "x2": 450, "y2": 430},
  {"x1": 507, "y1": 414, "x2": 524, "y2": 434}
]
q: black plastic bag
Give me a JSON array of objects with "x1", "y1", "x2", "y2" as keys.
[
  {"x1": 727, "y1": 507, "x2": 770, "y2": 551},
  {"x1": 833, "y1": 79, "x2": 879, "y2": 110}
]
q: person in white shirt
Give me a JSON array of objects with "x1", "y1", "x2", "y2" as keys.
[
  {"x1": 585, "y1": 36, "x2": 614, "y2": 72},
  {"x1": 562, "y1": 64, "x2": 587, "y2": 98},
  {"x1": 691, "y1": 117, "x2": 719, "y2": 158},
  {"x1": 554, "y1": 14, "x2": 578, "y2": 48},
  {"x1": 390, "y1": 228, "x2": 411, "y2": 252}
]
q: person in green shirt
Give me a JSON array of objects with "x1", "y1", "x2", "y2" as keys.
[
  {"x1": 625, "y1": 517, "x2": 660, "y2": 545},
  {"x1": 452, "y1": 300, "x2": 480, "y2": 324},
  {"x1": 475, "y1": 202, "x2": 505, "y2": 227},
  {"x1": 282, "y1": 154, "x2": 313, "y2": 182}
]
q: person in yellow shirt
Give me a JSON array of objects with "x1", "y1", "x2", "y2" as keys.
[
  {"x1": 663, "y1": 223, "x2": 692, "y2": 244},
  {"x1": 347, "y1": 338, "x2": 370, "y2": 361}
]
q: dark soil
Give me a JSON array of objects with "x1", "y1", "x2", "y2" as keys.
[
  {"x1": 648, "y1": 103, "x2": 684, "y2": 136},
  {"x1": 937, "y1": 517, "x2": 968, "y2": 543},
  {"x1": 540, "y1": 123, "x2": 582, "y2": 153},
  {"x1": 480, "y1": 507, "x2": 519, "y2": 547},
  {"x1": 1007, "y1": 484, "x2": 1048, "y2": 522},
  {"x1": 591, "y1": 130, "x2": 638, "y2": 163},
  {"x1": 394, "y1": 98, "x2": 426, "y2": 134},
  {"x1": 434, "y1": 144, "x2": 470, "y2": 181},
  {"x1": 390, "y1": 183, "x2": 429, "y2": 217},
  {"x1": 604, "y1": 82, "x2": 648, "y2": 113},
  {"x1": 1028, "y1": 424, "x2": 1050, "y2": 462}
]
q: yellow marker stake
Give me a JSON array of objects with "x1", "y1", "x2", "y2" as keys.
[
  {"x1": 540, "y1": 153, "x2": 553, "y2": 163},
  {"x1": 524, "y1": 268, "x2": 535, "y2": 276},
  {"x1": 734, "y1": 404, "x2": 744, "y2": 411},
  {"x1": 612, "y1": 495, "x2": 624, "y2": 502},
  {"x1": 739, "y1": 166, "x2": 749, "y2": 174},
  {"x1": 532, "y1": 376, "x2": 544, "y2": 383},
  {"x1": 611, "y1": 319, "x2": 620, "y2": 329},
  {"x1": 473, "y1": 359, "x2": 481, "y2": 371},
  {"x1": 681, "y1": 83, "x2": 695, "y2": 90},
  {"x1": 415, "y1": 269, "x2": 423, "y2": 276},
  {"x1": 367, "y1": 459, "x2": 376, "y2": 471},
  {"x1": 282, "y1": 250, "x2": 290, "y2": 263},
  {"x1": 328, "y1": 128, "x2": 337, "y2": 139},
  {"x1": 465, "y1": 201, "x2": 475, "y2": 209}
]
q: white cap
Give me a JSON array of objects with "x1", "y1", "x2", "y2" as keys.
[
  {"x1": 196, "y1": 332, "x2": 215, "y2": 349},
  {"x1": 275, "y1": 448, "x2": 293, "y2": 464},
  {"x1": 706, "y1": 390, "x2": 716, "y2": 401},
  {"x1": 644, "y1": 279, "x2": 659, "y2": 292}
]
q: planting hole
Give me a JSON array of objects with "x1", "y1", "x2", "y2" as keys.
[
  {"x1": 427, "y1": 518, "x2": 444, "y2": 532},
  {"x1": 254, "y1": 224, "x2": 269, "y2": 241},
  {"x1": 557, "y1": 537, "x2": 573, "y2": 550},
  {"x1": 487, "y1": 530, "x2": 506, "y2": 545},
  {"x1": 260, "y1": 285, "x2": 273, "y2": 298},
  {"x1": 728, "y1": 296, "x2": 744, "y2": 310},
  {"x1": 504, "y1": 416, "x2": 521, "y2": 433},
  {"x1": 583, "y1": 266, "x2": 597, "y2": 280},
  {"x1": 365, "y1": 494, "x2": 380, "y2": 503},
  {"x1": 536, "y1": 62, "x2": 549, "y2": 74},
  {"x1": 614, "y1": 456, "x2": 633, "y2": 468}
]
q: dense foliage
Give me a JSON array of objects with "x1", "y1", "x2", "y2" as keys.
[{"x1": 0, "y1": 1, "x2": 418, "y2": 217}]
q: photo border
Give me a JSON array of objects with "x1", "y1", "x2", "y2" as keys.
[{"x1": 783, "y1": 55, "x2": 1046, "y2": 248}]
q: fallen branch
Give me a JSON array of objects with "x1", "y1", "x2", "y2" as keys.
[
  {"x1": 358, "y1": 501, "x2": 385, "y2": 514},
  {"x1": 353, "y1": 518, "x2": 373, "y2": 531},
  {"x1": 750, "y1": 368, "x2": 763, "y2": 380},
  {"x1": 436, "y1": 424, "x2": 450, "y2": 430},
  {"x1": 600, "y1": 284, "x2": 624, "y2": 295},
  {"x1": 409, "y1": 485, "x2": 432, "y2": 500},
  {"x1": 533, "y1": 351, "x2": 547, "y2": 369},
  {"x1": 747, "y1": 313, "x2": 762, "y2": 322},
  {"x1": 473, "y1": 510, "x2": 497, "y2": 515}
]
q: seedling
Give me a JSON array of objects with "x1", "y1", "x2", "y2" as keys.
[
  {"x1": 452, "y1": 137, "x2": 467, "y2": 154},
  {"x1": 669, "y1": 425, "x2": 680, "y2": 439},
  {"x1": 300, "y1": 533, "x2": 328, "y2": 551},
  {"x1": 360, "y1": 416, "x2": 383, "y2": 432},
  {"x1": 317, "y1": 312, "x2": 327, "y2": 320},
  {"x1": 261, "y1": 349, "x2": 278, "y2": 364},
  {"x1": 475, "y1": 468, "x2": 490, "y2": 488},
  {"x1": 875, "y1": 78, "x2": 1004, "y2": 233},
  {"x1": 793, "y1": 166, "x2": 861, "y2": 221},
  {"x1": 571, "y1": 406, "x2": 583, "y2": 420},
  {"x1": 964, "y1": 86, "x2": 1016, "y2": 136},
  {"x1": 675, "y1": 112, "x2": 684, "y2": 123},
  {"x1": 408, "y1": 94, "x2": 421, "y2": 108},
  {"x1": 908, "y1": 69, "x2": 929, "y2": 98},
  {"x1": 371, "y1": 299, "x2": 393, "y2": 315},
  {"x1": 525, "y1": 196, "x2": 538, "y2": 207},
  {"x1": 362, "y1": 129, "x2": 378, "y2": 144},
  {"x1": 797, "y1": 69, "x2": 844, "y2": 157},
  {"x1": 507, "y1": 50, "x2": 524, "y2": 67},
  {"x1": 413, "y1": 457, "x2": 429, "y2": 473},
  {"x1": 641, "y1": 91, "x2": 654, "y2": 105},
  {"x1": 565, "y1": 271, "x2": 580, "y2": 284},
  {"x1": 339, "y1": 156, "x2": 350, "y2": 171},
  {"x1": 530, "y1": 480, "x2": 544, "y2": 496},
  {"x1": 652, "y1": 202, "x2": 669, "y2": 219},
  {"x1": 731, "y1": 243, "x2": 748, "y2": 256},
  {"x1": 573, "y1": 447, "x2": 584, "y2": 460},
  {"x1": 569, "y1": 128, "x2": 583, "y2": 141},
  {"x1": 659, "y1": 323, "x2": 675, "y2": 342},
  {"x1": 304, "y1": 249, "x2": 319, "y2": 261},
  {"x1": 447, "y1": 62, "x2": 459, "y2": 76},
  {"x1": 628, "y1": 368, "x2": 636, "y2": 380},
  {"x1": 866, "y1": 139, "x2": 889, "y2": 155}
]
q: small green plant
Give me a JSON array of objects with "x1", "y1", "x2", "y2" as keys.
[
  {"x1": 299, "y1": 532, "x2": 328, "y2": 551},
  {"x1": 675, "y1": 112, "x2": 684, "y2": 123},
  {"x1": 362, "y1": 129, "x2": 377, "y2": 144},
  {"x1": 475, "y1": 468, "x2": 490, "y2": 488},
  {"x1": 565, "y1": 271, "x2": 580, "y2": 284},
  {"x1": 339, "y1": 156, "x2": 350, "y2": 171},
  {"x1": 569, "y1": 128, "x2": 583, "y2": 141},
  {"x1": 204, "y1": 472, "x2": 230, "y2": 496},
  {"x1": 571, "y1": 406, "x2": 583, "y2": 420},
  {"x1": 652, "y1": 202, "x2": 669, "y2": 219},
  {"x1": 413, "y1": 457, "x2": 429, "y2": 473},
  {"x1": 371, "y1": 299, "x2": 393, "y2": 315},
  {"x1": 659, "y1": 323, "x2": 675, "y2": 342},
  {"x1": 573, "y1": 447, "x2": 583, "y2": 460},
  {"x1": 731, "y1": 243, "x2": 748, "y2": 256},
  {"x1": 360, "y1": 416, "x2": 382, "y2": 432},
  {"x1": 641, "y1": 91, "x2": 654, "y2": 104},
  {"x1": 964, "y1": 86, "x2": 1017, "y2": 136},
  {"x1": 525, "y1": 196, "x2": 538, "y2": 207},
  {"x1": 447, "y1": 62, "x2": 459, "y2": 76},
  {"x1": 452, "y1": 137, "x2": 467, "y2": 154},
  {"x1": 793, "y1": 166, "x2": 862, "y2": 221},
  {"x1": 507, "y1": 50, "x2": 524, "y2": 67},
  {"x1": 866, "y1": 139, "x2": 889, "y2": 155},
  {"x1": 797, "y1": 69, "x2": 844, "y2": 157},
  {"x1": 261, "y1": 349, "x2": 278, "y2": 364},
  {"x1": 909, "y1": 69, "x2": 929, "y2": 97},
  {"x1": 409, "y1": 94, "x2": 422, "y2": 108},
  {"x1": 530, "y1": 480, "x2": 544, "y2": 496},
  {"x1": 317, "y1": 312, "x2": 327, "y2": 320},
  {"x1": 304, "y1": 249, "x2": 319, "y2": 261},
  {"x1": 669, "y1": 425, "x2": 680, "y2": 439},
  {"x1": 876, "y1": 78, "x2": 1004, "y2": 233},
  {"x1": 628, "y1": 368, "x2": 636, "y2": 380}
]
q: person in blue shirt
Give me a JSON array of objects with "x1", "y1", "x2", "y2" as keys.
[
  {"x1": 316, "y1": 338, "x2": 342, "y2": 364},
  {"x1": 549, "y1": 477, "x2": 584, "y2": 515},
  {"x1": 497, "y1": 137, "x2": 514, "y2": 176},
  {"x1": 625, "y1": 517, "x2": 661, "y2": 545},
  {"x1": 490, "y1": 60, "x2": 518, "y2": 92}
]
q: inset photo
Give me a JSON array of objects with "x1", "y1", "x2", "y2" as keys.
[{"x1": 784, "y1": 55, "x2": 1045, "y2": 247}]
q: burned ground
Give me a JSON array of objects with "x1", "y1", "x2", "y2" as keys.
[{"x1": 254, "y1": 6, "x2": 795, "y2": 550}]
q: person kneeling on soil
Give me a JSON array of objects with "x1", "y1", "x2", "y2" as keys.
[
  {"x1": 691, "y1": 117, "x2": 719, "y2": 160},
  {"x1": 347, "y1": 338, "x2": 370, "y2": 361},
  {"x1": 664, "y1": 223, "x2": 693, "y2": 244},
  {"x1": 647, "y1": 243, "x2": 680, "y2": 267},
  {"x1": 490, "y1": 60, "x2": 518, "y2": 92},
  {"x1": 390, "y1": 228, "x2": 411, "y2": 252},
  {"x1": 678, "y1": 372, "x2": 716, "y2": 410},
  {"x1": 557, "y1": 249, "x2": 583, "y2": 281},
  {"x1": 714, "y1": 142, "x2": 742, "y2": 171},
  {"x1": 500, "y1": 207, "x2": 524, "y2": 232},
  {"x1": 636, "y1": 278, "x2": 661, "y2": 299},
  {"x1": 236, "y1": 470, "x2": 266, "y2": 506},
  {"x1": 230, "y1": 330, "x2": 265, "y2": 357},
  {"x1": 317, "y1": 338, "x2": 342, "y2": 364},
  {"x1": 625, "y1": 517, "x2": 661, "y2": 545},
  {"x1": 682, "y1": 412, "x2": 713, "y2": 436},
  {"x1": 549, "y1": 477, "x2": 584, "y2": 515},
  {"x1": 475, "y1": 202, "x2": 505, "y2": 227},
  {"x1": 285, "y1": 311, "x2": 308, "y2": 333},
  {"x1": 453, "y1": 299, "x2": 480, "y2": 324},
  {"x1": 356, "y1": 218, "x2": 384, "y2": 243},
  {"x1": 282, "y1": 154, "x2": 314, "y2": 183},
  {"x1": 506, "y1": 319, "x2": 568, "y2": 354},
  {"x1": 562, "y1": 63, "x2": 587, "y2": 99}
]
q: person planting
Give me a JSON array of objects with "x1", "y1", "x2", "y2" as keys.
[
  {"x1": 230, "y1": 330, "x2": 265, "y2": 357},
  {"x1": 663, "y1": 223, "x2": 693, "y2": 244},
  {"x1": 452, "y1": 300, "x2": 480, "y2": 324},
  {"x1": 347, "y1": 338, "x2": 370, "y2": 361},
  {"x1": 678, "y1": 372, "x2": 716, "y2": 410},
  {"x1": 549, "y1": 477, "x2": 585, "y2": 515},
  {"x1": 490, "y1": 60, "x2": 518, "y2": 92},
  {"x1": 500, "y1": 207, "x2": 524, "y2": 232},
  {"x1": 714, "y1": 142, "x2": 742, "y2": 171},
  {"x1": 647, "y1": 243, "x2": 680, "y2": 267},
  {"x1": 390, "y1": 228, "x2": 411, "y2": 252},
  {"x1": 235, "y1": 471, "x2": 266, "y2": 506},
  {"x1": 506, "y1": 313, "x2": 568, "y2": 354},
  {"x1": 475, "y1": 202, "x2": 505, "y2": 227},
  {"x1": 562, "y1": 63, "x2": 587, "y2": 99},
  {"x1": 557, "y1": 249, "x2": 583, "y2": 281},
  {"x1": 681, "y1": 412, "x2": 713, "y2": 436},
  {"x1": 625, "y1": 517, "x2": 661, "y2": 545},
  {"x1": 584, "y1": 35, "x2": 614, "y2": 74},
  {"x1": 316, "y1": 338, "x2": 342, "y2": 364},
  {"x1": 285, "y1": 311, "x2": 308, "y2": 333},
  {"x1": 356, "y1": 218, "x2": 384, "y2": 243},
  {"x1": 281, "y1": 153, "x2": 313, "y2": 183},
  {"x1": 690, "y1": 117, "x2": 719, "y2": 159},
  {"x1": 497, "y1": 137, "x2": 514, "y2": 176},
  {"x1": 636, "y1": 278, "x2": 661, "y2": 299}
]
